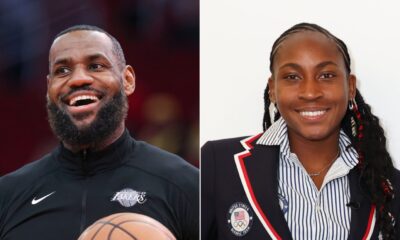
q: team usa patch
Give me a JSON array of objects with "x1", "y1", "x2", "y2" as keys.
[
  {"x1": 111, "y1": 188, "x2": 147, "y2": 207},
  {"x1": 227, "y1": 202, "x2": 253, "y2": 237}
]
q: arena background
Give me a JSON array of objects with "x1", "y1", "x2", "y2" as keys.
[
  {"x1": 0, "y1": 0, "x2": 199, "y2": 175},
  {"x1": 201, "y1": 0, "x2": 400, "y2": 168}
]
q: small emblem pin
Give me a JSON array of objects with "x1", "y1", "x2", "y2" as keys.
[{"x1": 227, "y1": 202, "x2": 253, "y2": 237}]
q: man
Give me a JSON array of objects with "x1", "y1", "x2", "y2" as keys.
[{"x1": 0, "y1": 25, "x2": 198, "y2": 240}]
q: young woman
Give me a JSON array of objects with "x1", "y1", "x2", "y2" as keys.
[{"x1": 201, "y1": 23, "x2": 400, "y2": 239}]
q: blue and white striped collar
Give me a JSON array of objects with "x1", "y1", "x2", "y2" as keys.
[{"x1": 256, "y1": 117, "x2": 359, "y2": 169}]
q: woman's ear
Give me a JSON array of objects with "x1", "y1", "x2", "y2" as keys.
[
  {"x1": 268, "y1": 77, "x2": 276, "y2": 103},
  {"x1": 348, "y1": 74, "x2": 357, "y2": 99}
]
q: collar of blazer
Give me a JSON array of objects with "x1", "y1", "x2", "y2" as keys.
[{"x1": 233, "y1": 134, "x2": 377, "y2": 240}]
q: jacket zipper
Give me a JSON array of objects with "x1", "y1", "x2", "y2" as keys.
[{"x1": 80, "y1": 149, "x2": 88, "y2": 233}]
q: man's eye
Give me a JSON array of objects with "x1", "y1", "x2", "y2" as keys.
[
  {"x1": 54, "y1": 67, "x2": 70, "y2": 75},
  {"x1": 89, "y1": 64, "x2": 104, "y2": 71},
  {"x1": 320, "y1": 73, "x2": 335, "y2": 79}
]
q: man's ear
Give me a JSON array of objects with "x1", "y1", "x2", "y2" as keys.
[
  {"x1": 268, "y1": 77, "x2": 276, "y2": 103},
  {"x1": 348, "y1": 74, "x2": 357, "y2": 99},
  {"x1": 123, "y1": 65, "x2": 135, "y2": 96}
]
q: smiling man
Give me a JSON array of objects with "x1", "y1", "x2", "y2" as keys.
[{"x1": 0, "y1": 25, "x2": 198, "y2": 240}]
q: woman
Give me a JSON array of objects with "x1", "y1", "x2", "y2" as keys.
[{"x1": 201, "y1": 23, "x2": 400, "y2": 239}]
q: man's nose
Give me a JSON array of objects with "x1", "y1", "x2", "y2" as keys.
[
  {"x1": 298, "y1": 78, "x2": 323, "y2": 100},
  {"x1": 67, "y1": 67, "x2": 94, "y2": 88}
]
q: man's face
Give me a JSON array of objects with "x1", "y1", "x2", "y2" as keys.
[{"x1": 47, "y1": 30, "x2": 134, "y2": 147}]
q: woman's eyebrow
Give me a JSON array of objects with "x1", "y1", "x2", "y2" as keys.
[
  {"x1": 278, "y1": 63, "x2": 302, "y2": 71},
  {"x1": 315, "y1": 61, "x2": 338, "y2": 69},
  {"x1": 278, "y1": 61, "x2": 338, "y2": 71}
]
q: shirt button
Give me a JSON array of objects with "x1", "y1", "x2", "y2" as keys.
[{"x1": 316, "y1": 205, "x2": 321, "y2": 211}]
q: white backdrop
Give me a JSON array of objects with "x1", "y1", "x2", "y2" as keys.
[{"x1": 200, "y1": 0, "x2": 400, "y2": 168}]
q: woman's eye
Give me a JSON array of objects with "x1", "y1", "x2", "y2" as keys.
[{"x1": 284, "y1": 74, "x2": 300, "y2": 80}]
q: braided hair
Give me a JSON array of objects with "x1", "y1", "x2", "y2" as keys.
[{"x1": 263, "y1": 23, "x2": 396, "y2": 239}]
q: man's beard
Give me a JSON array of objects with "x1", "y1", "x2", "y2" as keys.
[{"x1": 47, "y1": 89, "x2": 128, "y2": 148}]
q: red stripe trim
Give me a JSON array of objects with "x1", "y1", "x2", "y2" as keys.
[
  {"x1": 362, "y1": 205, "x2": 376, "y2": 240},
  {"x1": 236, "y1": 133, "x2": 281, "y2": 240},
  {"x1": 243, "y1": 133, "x2": 262, "y2": 149}
]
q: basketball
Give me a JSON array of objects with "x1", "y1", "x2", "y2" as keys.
[{"x1": 78, "y1": 213, "x2": 176, "y2": 240}]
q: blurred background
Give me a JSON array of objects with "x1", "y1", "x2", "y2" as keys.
[{"x1": 0, "y1": 0, "x2": 199, "y2": 175}]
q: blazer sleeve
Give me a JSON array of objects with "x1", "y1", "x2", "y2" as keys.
[
  {"x1": 201, "y1": 141, "x2": 218, "y2": 240},
  {"x1": 393, "y1": 169, "x2": 400, "y2": 237}
]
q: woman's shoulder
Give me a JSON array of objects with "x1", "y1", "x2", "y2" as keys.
[
  {"x1": 204, "y1": 136, "x2": 249, "y2": 145},
  {"x1": 202, "y1": 133, "x2": 264, "y2": 151},
  {"x1": 393, "y1": 167, "x2": 400, "y2": 185},
  {"x1": 202, "y1": 136, "x2": 249, "y2": 157},
  {"x1": 201, "y1": 133, "x2": 269, "y2": 162}
]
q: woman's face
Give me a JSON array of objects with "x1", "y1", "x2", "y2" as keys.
[{"x1": 269, "y1": 31, "x2": 356, "y2": 142}]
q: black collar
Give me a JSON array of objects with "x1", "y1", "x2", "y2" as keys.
[{"x1": 55, "y1": 129, "x2": 133, "y2": 176}]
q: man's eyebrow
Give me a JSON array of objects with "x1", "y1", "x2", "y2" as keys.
[
  {"x1": 52, "y1": 58, "x2": 70, "y2": 66},
  {"x1": 88, "y1": 53, "x2": 110, "y2": 62},
  {"x1": 52, "y1": 54, "x2": 110, "y2": 64}
]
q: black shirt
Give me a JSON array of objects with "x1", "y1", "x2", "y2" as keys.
[{"x1": 0, "y1": 130, "x2": 199, "y2": 240}]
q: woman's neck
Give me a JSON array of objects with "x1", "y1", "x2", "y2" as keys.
[{"x1": 288, "y1": 129, "x2": 340, "y2": 189}]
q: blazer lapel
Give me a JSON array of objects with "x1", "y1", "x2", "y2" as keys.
[
  {"x1": 348, "y1": 169, "x2": 377, "y2": 240},
  {"x1": 233, "y1": 135, "x2": 292, "y2": 240}
]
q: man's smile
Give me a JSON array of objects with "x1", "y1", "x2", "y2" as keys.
[
  {"x1": 61, "y1": 90, "x2": 105, "y2": 116},
  {"x1": 69, "y1": 95, "x2": 99, "y2": 106}
]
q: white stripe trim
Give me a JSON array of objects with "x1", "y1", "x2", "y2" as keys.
[
  {"x1": 233, "y1": 135, "x2": 280, "y2": 240},
  {"x1": 364, "y1": 207, "x2": 376, "y2": 240}
]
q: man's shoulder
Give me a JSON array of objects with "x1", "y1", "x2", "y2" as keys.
[
  {"x1": 131, "y1": 140, "x2": 196, "y2": 168},
  {"x1": 0, "y1": 151, "x2": 58, "y2": 191},
  {"x1": 127, "y1": 139, "x2": 198, "y2": 188}
]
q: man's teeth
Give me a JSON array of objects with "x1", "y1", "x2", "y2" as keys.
[
  {"x1": 300, "y1": 110, "x2": 326, "y2": 117},
  {"x1": 69, "y1": 95, "x2": 99, "y2": 106}
]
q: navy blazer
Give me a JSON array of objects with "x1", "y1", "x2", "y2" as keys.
[{"x1": 201, "y1": 134, "x2": 400, "y2": 240}]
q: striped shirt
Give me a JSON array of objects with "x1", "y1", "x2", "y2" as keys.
[{"x1": 257, "y1": 117, "x2": 359, "y2": 240}]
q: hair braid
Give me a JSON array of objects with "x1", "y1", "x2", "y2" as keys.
[
  {"x1": 263, "y1": 85, "x2": 280, "y2": 131},
  {"x1": 263, "y1": 22, "x2": 397, "y2": 238},
  {"x1": 263, "y1": 85, "x2": 271, "y2": 131},
  {"x1": 342, "y1": 90, "x2": 396, "y2": 239}
]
